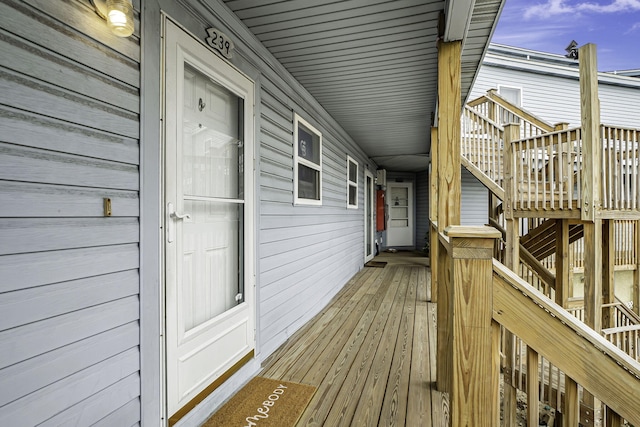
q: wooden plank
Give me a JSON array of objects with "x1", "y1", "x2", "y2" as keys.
[
  {"x1": 378, "y1": 267, "x2": 418, "y2": 426},
  {"x1": 527, "y1": 347, "x2": 539, "y2": 426},
  {"x1": 449, "y1": 228, "x2": 498, "y2": 427},
  {"x1": 283, "y1": 267, "x2": 389, "y2": 382},
  {"x1": 407, "y1": 272, "x2": 433, "y2": 427},
  {"x1": 555, "y1": 219, "x2": 570, "y2": 307},
  {"x1": 327, "y1": 267, "x2": 409, "y2": 426},
  {"x1": 579, "y1": 43, "x2": 601, "y2": 221},
  {"x1": 584, "y1": 219, "x2": 603, "y2": 331},
  {"x1": 300, "y1": 267, "x2": 404, "y2": 425},
  {"x1": 493, "y1": 262, "x2": 640, "y2": 424}
]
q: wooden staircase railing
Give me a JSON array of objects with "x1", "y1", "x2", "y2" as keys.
[
  {"x1": 492, "y1": 258, "x2": 640, "y2": 426},
  {"x1": 437, "y1": 226, "x2": 640, "y2": 425}
]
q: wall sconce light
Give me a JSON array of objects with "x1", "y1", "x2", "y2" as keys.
[{"x1": 90, "y1": 0, "x2": 135, "y2": 38}]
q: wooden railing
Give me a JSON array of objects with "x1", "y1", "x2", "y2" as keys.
[
  {"x1": 467, "y1": 89, "x2": 554, "y2": 138},
  {"x1": 508, "y1": 127, "x2": 582, "y2": 212},
  {"x1": 601, "y1": 125, "x2": 640, "y2": 212},
  {"x1": 492, "y1": 258, "x2": 640, "y2": 426},
  {"x1": 461, "y1": 106, "x2": 504, "y2": 194},
  {"x1": 603, "y1": 324, "x2": 640, "y2": 362},
  {"x1": 437, "y1": 226, "x2": 640, "y2": 425}
]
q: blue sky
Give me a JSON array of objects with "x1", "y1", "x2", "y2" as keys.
[{"x1": 492, "y1": 0, "x2": 640, "y2": 71}]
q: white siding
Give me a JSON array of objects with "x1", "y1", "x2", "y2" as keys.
[
  {"x1": 0, "y1": 0, "x2": 141, "y2": 424},
  {"x1": 461, "y1": 167, "x2": 488, "y2": 226},
  {"x1": 470, "y1": 60, "x2": 640, "y2": 129}
]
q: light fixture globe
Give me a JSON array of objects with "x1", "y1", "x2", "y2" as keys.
[{"x1": 106, "y1": 0, "x2": 134, "y2": 37}]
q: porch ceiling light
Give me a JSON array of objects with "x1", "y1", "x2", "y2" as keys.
[{"x1": 90, "y1": 0, "x2": 135, "y2": 38}]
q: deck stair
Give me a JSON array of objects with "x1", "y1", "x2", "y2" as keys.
[{"x1": 520, "y1": 218, "x2": 584, "y2": 261}]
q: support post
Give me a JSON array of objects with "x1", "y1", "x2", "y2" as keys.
[
  {"x1": 436, "y1": 39, "x2": 462, "y2": 393},
  {"x1": 579, "y1": 43, "x2": 601, "y2": 223},
  {"x1": 555, "y1": 219, "x2": 571, "y2": 308},
  {"x1": 635, "y1": 220, "x2": 640, "y2": 316},
  {"x1": 502, "y1": 123, "x2": 520, "y2": 426},
  {"x1": 603, "y1": 220, "x2": 616, "y2": 329},
  {"x1": 430, "y1": 126, "x2": 439, "y2": 303},
  {"x1": 445, "y1": 225, "x2": 501, "y2": 427}
]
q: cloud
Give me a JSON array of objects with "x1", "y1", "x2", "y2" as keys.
[
  {"x1": 626, "y1": 22, "x2": 640, "y2": 33},
  {"x1": 524, "y1": 0, "x2": 640, "y2": 19}
]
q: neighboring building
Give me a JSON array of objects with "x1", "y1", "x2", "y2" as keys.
[
  {"x1": 462, "y1": 43, "x2": 640, "y2": 227},
  {"x1": 0, "y1": 1, "x2": 502, "y2": 425},
  {"x1": 470, "y1": 43, "x2": 640, "y2": 128}
]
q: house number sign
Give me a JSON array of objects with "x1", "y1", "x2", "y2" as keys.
[{"x1": 205, "y1": 27, "x2": 234, "y2": 59}]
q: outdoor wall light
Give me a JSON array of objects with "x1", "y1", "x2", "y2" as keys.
[{"x1": 90, "y1": 0, "x2": 135, "y2": 38}]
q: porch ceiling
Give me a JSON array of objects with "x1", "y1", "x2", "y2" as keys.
[{"x1": 223, "y1": 0, "x2": 504, "y2": 172}]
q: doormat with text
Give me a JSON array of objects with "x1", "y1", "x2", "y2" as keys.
[{"x1": 202, "y1": 376, "x2": 316, "y2": 427}]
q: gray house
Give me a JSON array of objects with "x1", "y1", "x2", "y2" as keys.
[
  {"x1": 0, "y1": 0, "x2": 503, "y2": 425},
  {"x1": 462, "y1": 43, "x2": 640, "y2": 227}
]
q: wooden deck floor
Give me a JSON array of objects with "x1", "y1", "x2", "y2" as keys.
[{"x1": 259, "y1": 252, "x2": 449, "y2": 426}]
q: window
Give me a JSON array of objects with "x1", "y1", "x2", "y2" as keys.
[
  {"x1": 294, "y1": 114, "x2": 322, "y2": 205},
  {"x1": 498, "y1": 85, "x2": 522, "y2": 106},
  {"x1": 347, "y1": 155, "x2": 358, "y2": 209}
]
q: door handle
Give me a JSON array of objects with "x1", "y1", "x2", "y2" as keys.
[
  {"x1": 170, "y1": 211, "x2": 191, "y2": 221},
  {"x1": 167, "y1": 202, "x2": 191, "y2": 243}
]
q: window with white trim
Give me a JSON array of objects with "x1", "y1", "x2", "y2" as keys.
[
  {"x1": 347, "y1": 155, "x2": 358, "y2": 209},
  {"x1": 294, "y1": 114, "x2": 322, "y2": 205}
]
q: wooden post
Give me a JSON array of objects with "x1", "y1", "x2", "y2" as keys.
[
  {"x1": 603, "y1": 220, "x2": 616, "y2": 329},
  {"x1": 502, "y1": 123, "x2": 520, "y2": 426},
  {"x1": 584, "y1": 220, "x2": 603, "y2": 330},
  {"x1": 579, "y1": 43, "x2": 601, "y2": 223},
  {"x1": 526, "y1": 348, "x2": 539, "y2": 427},
  {"x1": 635, "y1": 220, "x2": 640, "y2": 316},
  {"x1": 564, "y1": 378, "x2": 580, "y2": 427},
  {"x1": 436, "y1": 39, "x2": 462, "y2": 393},
  {"x1": 430, "y1": 126, "x2": 439, "y2": 303},
  {"x1": 445, "y1": 225, "x2": 501, "y2": 427},
  {"x1": 555, "y1": 219, "x2": 571, "y2": 308}
]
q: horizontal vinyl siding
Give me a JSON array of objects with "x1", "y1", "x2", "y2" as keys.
[
  {"x1": 0, "y1": 0, "x2": 141, "y2": 425},
  {"x1": 470, "y1": 62, "x2": 640, "y2": 128},
  {"x1": 258, "y1": 78, "x2": 369, "y2": 356},
  {"x1": 461, "y1": 167, "x2": 488, "y2": 226},
  {"x1": 415, "y1": 170, "x2": 429, "y2": 252}
]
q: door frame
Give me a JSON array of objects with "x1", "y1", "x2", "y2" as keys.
[
  {"x1": 364, "y1": 169, "x2": 375, "y2": 263},
  {"x1": 161, "y1": 17, "x2": 256, "y2": 423}
]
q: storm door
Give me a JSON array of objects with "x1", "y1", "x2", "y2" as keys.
[{"x1": 164, "y1": 19, "x2": 255, "y2": 418}]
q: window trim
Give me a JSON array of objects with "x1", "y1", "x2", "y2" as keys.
[
  {"x1": 346, "y1": 155, "x2": 358, "y2": 209},
  {"x1": 293, "y1": 114, "x2": 323, "y2": 206},
  {"x1": 497, "y1": 84, "x2": 523, "y2": 107}
]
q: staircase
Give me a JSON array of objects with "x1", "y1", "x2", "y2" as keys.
[{"x1": 459, "y1": 89, "x2": 640, "y2": 425}]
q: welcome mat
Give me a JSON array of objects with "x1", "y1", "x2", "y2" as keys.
[
  {"x1": 365, "y1": 261, "x2": 387, "y2": 268},
  {"x1": 202, "y1": 377, "x2": 316, "y2": 427}
]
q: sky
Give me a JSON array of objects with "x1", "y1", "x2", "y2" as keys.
[{"x1": 491, "y1": 0, "x2": 640, "y2": 72}]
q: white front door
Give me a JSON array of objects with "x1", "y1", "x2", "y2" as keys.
[
  {"x1": 386, "y1": 182, "x2": 414, "y2": 247},
  {"x1": 164, "y1": 20, "x2": 255, "y2": 418},
  {"x1": 364, "y1": 170, "x2": 375, "y2": 262}
]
